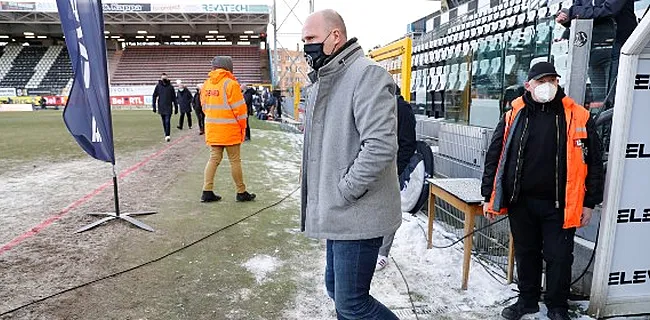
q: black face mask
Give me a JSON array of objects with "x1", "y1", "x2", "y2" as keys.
[{"x1": 304, "y1": 31, "x2": 335, "y2": 72}]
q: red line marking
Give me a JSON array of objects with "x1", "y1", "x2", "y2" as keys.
[{"x1": 0, "y1": 135, "x2": 192, "y2": 255}]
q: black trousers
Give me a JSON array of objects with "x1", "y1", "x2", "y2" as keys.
[
  {"x1": 194, "y1": 108, "x2": 205, "y2": 132},
  {"x1": 245, "y1": 116, "x2": 251, "y2": 140},
  {"x1": 178, "y1": 111, "x2": 192, "y2": 129},
  {"x1": 508, "y1": 196, "x2": 576, "y2": 310}
]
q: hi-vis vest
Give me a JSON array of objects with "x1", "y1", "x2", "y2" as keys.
[
  {"x1": 486, "y1": 96, "x2": 590, "y2": 229},
  {"x1": 201, "y1": 70, "x2": 248, "y2": 146}
]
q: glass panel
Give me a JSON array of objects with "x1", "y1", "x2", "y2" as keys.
[
  {"x1": 443, "y1": 48, "x2": 472, "y2": 122},
  {"x1": 433, "y1": 65, "x2": 446, "y2": 118},
  {"x1": 470, "y1": 34, "x2": 504, "y2": 128},
  {"x1": 415, "y1": 68, "x2": 428, "y2": 115},
  {"x1": 534, "y1": 17, "x2": 553, "y2": 58},
  {"x1": 502, "y1": 27, "x2": 534, "y2": 113}
]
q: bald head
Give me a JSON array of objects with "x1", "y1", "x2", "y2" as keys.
[
  {"x1": 320, "y1": 9, "x2": 347, "y2": 39},
  {"x1": 303, "y1": 9, "x2": 347, "y2": 56}
]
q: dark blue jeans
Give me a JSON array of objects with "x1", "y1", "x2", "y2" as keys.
[
  {"x1": 160, "y1": 114, "x2": 171, "y2": 136},
  {"x1": 326, "y1": 238, "x2": 399, "y2": 320}
]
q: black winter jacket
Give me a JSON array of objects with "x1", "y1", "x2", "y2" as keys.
[
  {"x1": 568, "y1": 0, "x2": 637, "y2": 45},
  {"x1": 243, "y1": 88, "x2": 256, "y2": 116},
  {"x1": 481, "y1": 89, "x2": 604, "y2": 209},
  {"x1": 192, "y1": 90, "x2": 202, "y2": 112},
  {"x1": 397, "y1": 95, "x2": 417, "y2": 175},
  {"x1": 177, "y1": 88, "x2": 193, "y2": 113},
  {"x1": 152, "y1": 79, "x2": 178, "y2": 115}
]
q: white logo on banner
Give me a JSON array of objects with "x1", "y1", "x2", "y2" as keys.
[
  {"x1": 69, "y1": 0, "x2": 91, "y2": 89},
  {"x1": 92, "y1": 116, "x2": 102, "y2": 143}
]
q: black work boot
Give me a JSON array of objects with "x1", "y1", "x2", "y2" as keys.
[
  {"x1": 201, "y1": 191, "x2": 222, "y2": 203},
  {"x1": 236, "y1": 191, "x2": 256, "y2": 202},
  {"x1": 501, "y1": 300, "x2": 539, "y2": 320},
  {"x1": 547, "y1": 308, "x2": 571, "y2": 320}
]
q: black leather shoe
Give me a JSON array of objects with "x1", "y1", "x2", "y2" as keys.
[
  {"x1": 547, "y1": 309, "x2": 571, "y2": 320},
  {"x1": 236, "y1": 191, "x2": 256, "y2": 202},
  {"x1": 501, "y1": 300, "x2": 539, "y2": 320},
  {"x1": 201, "y1": 191, "x2": 222, "y2": 202}
]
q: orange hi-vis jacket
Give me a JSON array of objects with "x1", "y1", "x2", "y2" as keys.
[
  {"x1": 486, "y1": 96, "x2": 590, "y2": 229},
  {"x1": 201, "y1": 69, "x2": 248, "y2": 146}
]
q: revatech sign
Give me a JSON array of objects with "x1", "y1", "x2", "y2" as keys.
[{"x1": 201, "y1": 3, "x2": 268, "y2": 13}]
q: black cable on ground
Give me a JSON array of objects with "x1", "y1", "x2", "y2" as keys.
[
  {"x1": 428, "y1": 216, "x2": 508, "y2": 249},
  {"x1": 391, "y1": 256, "x2": 421, "y2": 320},
  {"x1": 570, "y1": 223, "x2": 600, "y2": 287},
  {"x1": 472, "y1": 253, "x2": 510, "y2": 285},
  {"x1": 0, "y1": 187, "x2": 300, "y2": 317}
]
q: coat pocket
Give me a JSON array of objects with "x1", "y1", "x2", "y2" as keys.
[
  {"x1": 336, "y1": 167, "x2": 369, "y2": 206},
  {"x1": 336, "y1": 168, "x2": 353, "y2": 207}
]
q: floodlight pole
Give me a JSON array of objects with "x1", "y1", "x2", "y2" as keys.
[{"x1": 273, "y1": 0, "x2": 278, "y2": 87}]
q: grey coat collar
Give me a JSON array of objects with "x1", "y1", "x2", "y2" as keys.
[{"x1": 308, "y1": 39, "x2": 364, "y2": 82}]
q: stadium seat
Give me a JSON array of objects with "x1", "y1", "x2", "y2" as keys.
[
  {"x1": 538, "y1": 7, "x2": 549, "y2": 18},
  {"x1": 517, "y1": 13, "x2": 527, "y2": 25},
  {"x1": 111, "y1": 46, "x2": 263, "y2": 87},
  {"x1": 0, "y1": 46, "x2": 48, "y2": 89},
  {"x1": 527, "y1": 10, "x2": 537, "y2": 23}
]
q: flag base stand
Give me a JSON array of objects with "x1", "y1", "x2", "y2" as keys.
[
  {"x1": 75, "y1": 211, "x2": 157, "y2": 233},
  {"x1": 75, "y1": 169, "x2": 157, "y2": 233}
]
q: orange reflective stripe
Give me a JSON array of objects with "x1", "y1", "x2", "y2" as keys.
[
  {"x1": 204, "y1": 103, "x2": 231, "y2": 110},
  {"x1": 231, "y1": 99, "x2": 246, "y2": 108},
  {"x1": 206, "y1": 117, "x2": 238, "y2": 124}
]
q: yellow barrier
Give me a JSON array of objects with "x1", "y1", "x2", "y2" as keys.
[
  {"x1": 293, "y1": 82, "x2": 301, "y2": 119},
  {"x1": 369, "y1": 37, "x2": 413, "y2": 102},
  {"x1": 0, "y1": 96, "x2": 41, "y2": 105}
]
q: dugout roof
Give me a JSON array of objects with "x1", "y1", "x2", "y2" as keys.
[{"x1": 0, "y1": 0, "x2": 269, "y2": 43}]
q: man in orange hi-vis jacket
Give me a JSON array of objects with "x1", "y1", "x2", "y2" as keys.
[
  {"x1": 200, "y1": 56, "x2": 256, "y2": 203},
  {"x1": 481, "y1": 62, "x2": 604, "y2": 320}
]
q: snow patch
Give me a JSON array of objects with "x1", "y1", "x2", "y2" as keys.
[{"x1": 242, "y1": 254, "x2": 283, "y2": 284}]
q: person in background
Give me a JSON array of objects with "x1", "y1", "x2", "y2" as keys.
[
  {"x1": 556, "y1": 0, "x2": 637, "y2": 108},
  {"x1": 301, "y1": 9, "x2": 400, "y2": 319},
  {"x1": 376, "y1": 85, "x2": 417, "y2": 271},
  {"x1": 482, "y1": 62, "x2": 604, "y2": 320},
  {"x1": 152, "y1": 73, "x2": 178, "y2": 142},
  {"x1": 193, "y1": 84, "x2": 205, "y2": 135},
  {"x1": 200, "y1": 56, "x2": 256, "y2": 203},
  {"x1": 242, "y1": 84, "x2": 256, "y2": 141},
  {"x1": 273, "y1": 90, "x2": 283, "y2": 121},
  {"x1": 176, "y1": 80, "x2": 194, "y2": 130}
]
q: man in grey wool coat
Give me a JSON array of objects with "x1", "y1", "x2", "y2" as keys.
[{"x1": 300, "y1": 9, "x2": 401, "y2": 320}]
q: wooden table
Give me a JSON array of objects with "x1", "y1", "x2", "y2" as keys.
[{"x1": 426, "y1": 178, "x2": 514, "y2": 290}]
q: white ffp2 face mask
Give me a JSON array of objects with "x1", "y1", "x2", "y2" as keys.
[{"x1": 533, "y1": 82, "x2": 558, "y2": 103}]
